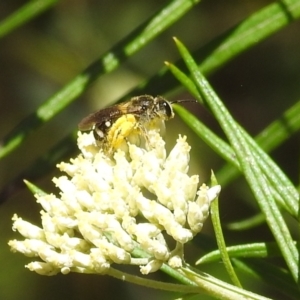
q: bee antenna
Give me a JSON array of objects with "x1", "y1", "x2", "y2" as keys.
[{"x1": 170, "y1": 99, "x2": 197, "y2": 104}]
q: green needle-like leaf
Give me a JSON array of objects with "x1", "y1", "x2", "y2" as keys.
[
  {"x1": 0, "y1": 0, "x2": 58, "y2": 39},
  {"x1": 210, "y1": 173, "x2": 242, "y2": 288},
  {"x1": 24, "y1": 180, "x2": 47, "y2": 196},
  {"x1": 197, "y1": 242, "x2": 298, "y2": 264},
  {"x1": 167, "y1": 61, "x2": 299, "y2": 218},
  {"x1": 199, "y1": 0, "x2": 300, "y2": 74},
  {"x1": 174, "y1": 37, "x2": 299, "y2": 282},
  {"x1": 237, "y1": 259, "x2": 300, "y2": 300}
]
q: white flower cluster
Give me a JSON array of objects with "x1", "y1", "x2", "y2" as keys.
[{"x1": 9, "y1": 131, "x2": 220, "y2": 276}]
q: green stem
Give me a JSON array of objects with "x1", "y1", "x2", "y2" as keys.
[
  {"x1": 180, "y1": 267, "x2": 271, "y2": 300},
  {"x1": 106, "y1": 267, "x2": 201, "y2": 294},
  {"x1": 107, "y1": 266, "x2": 271, "y2": 300}
]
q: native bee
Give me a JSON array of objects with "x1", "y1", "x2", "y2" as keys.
[{"x1": 78, "y1": 95, "x2": 193, "y2": 154}]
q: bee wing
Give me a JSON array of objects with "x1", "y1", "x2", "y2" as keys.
[{"x1": 78, "y1": 103, "x2": 130, "y2": 131}]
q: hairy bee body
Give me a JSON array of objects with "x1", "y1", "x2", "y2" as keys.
[{"x1": 78, "y1": 95, "x2": 188, "y2": 154}]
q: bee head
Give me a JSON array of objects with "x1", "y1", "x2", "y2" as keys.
[{"x1": 154, "y1": 96, "x2": 174, "y2": 120}]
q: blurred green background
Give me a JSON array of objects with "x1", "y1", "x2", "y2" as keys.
[{"x1": 1, "y1": 1, "x2": 300, "y2": 299}]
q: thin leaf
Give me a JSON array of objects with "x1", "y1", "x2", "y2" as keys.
[
  {"x1": 226, "y1": 213, "x2": 265, "y2": 230},
  {"x1": 235, "y1": 259, "x2": 300, "y2": 300},
  {"x1": 0, "y1": 0, "x2": 58, "y2": 39},
  {"x1": 174, "y1": 38, "x2": 298, "y2": 282},
  {"x1": 200, "y1": 0, "x2": 300, "y2": 74},
  {"x1": 24, "y1": 180, "x2": 47, "y2": 196},
  {"x1": 210, "y1": 173, "x2": 242, "y2": 288},
  {"x1": 197, "y1": 242, "x2": 297, "y2": 264},
  {"x1": 168, "y1": 62, "x2": 298, "y2": 217},
  {"x1": 129, "y1": 0, "x2": 300, "y2": 98},
  {"x1": 217, "y1": 99, "x2": 300, "y2": 187}
]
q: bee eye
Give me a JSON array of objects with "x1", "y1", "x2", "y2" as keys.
[{"x1": 162, "y1": 101, "x2": 173, "y2": 119}]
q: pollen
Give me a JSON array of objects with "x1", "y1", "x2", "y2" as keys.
[{"x1": 106, "y1": 114, "x2": 138, "y2": 150}]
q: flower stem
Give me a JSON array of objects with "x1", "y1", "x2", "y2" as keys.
[{"x1": 107, "y1": 267, "x2": 203, "y2": 294}]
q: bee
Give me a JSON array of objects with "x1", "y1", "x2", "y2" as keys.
[{"x1": 78, "y1": 95, "x2": 194, "y2": 154}]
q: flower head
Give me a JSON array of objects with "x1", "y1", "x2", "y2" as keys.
[{"x1": 9, "y1": 130, "x2": 220, "y2": 275}]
